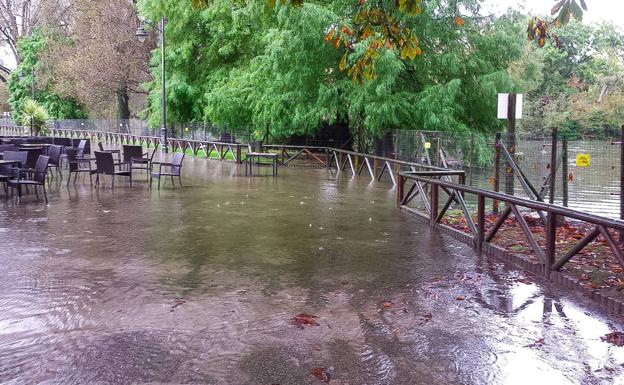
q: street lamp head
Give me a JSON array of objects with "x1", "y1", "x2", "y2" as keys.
[{"x1": 135, "y1": 22, "x2": 148, "y2": 43}]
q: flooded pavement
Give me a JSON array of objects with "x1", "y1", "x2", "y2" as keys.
[{"x1": 1, "y1": 155, "x2": 624, "y2": 385}]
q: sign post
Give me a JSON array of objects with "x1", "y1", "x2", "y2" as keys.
[{"x1": 497, "y1": 93, "x2": 523, "y2": 196}]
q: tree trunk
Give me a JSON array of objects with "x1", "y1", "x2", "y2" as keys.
[
  {"x1": 116, "y1": 87, "x2": 130, "y2": 120},
  {"x1": 116, "y1": 86, "x2": 130, "y2": 133}
]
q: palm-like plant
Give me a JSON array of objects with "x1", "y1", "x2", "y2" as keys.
[{"x1": 19, "y1": 99, "x2": 49, "y2": 136}]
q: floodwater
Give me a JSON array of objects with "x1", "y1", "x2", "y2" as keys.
[{"x1": 1, "y1": 155, "x2": 624, "y2": 384}]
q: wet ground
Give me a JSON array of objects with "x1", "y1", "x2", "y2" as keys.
[{"x1": 1, "y1": 154, "x2": 624, "y2": 385}]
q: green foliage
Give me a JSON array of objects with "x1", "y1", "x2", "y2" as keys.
[
  {"x1": 19, "y1": 99, "x2": 49, "y2": 136},
  {"x1": 515, "y1": 20, "x2": 624, "y2": 138},
  {"x1": 7, "y1": 30, "x2": 87, "y2": 122},
  {"x1": 138, "y1": 0, "x2": 522, "y2": 148}
]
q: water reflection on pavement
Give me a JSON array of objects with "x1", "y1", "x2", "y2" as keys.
[{"x1": 0, "y1": 157, "x2": 623, "y2": 385}]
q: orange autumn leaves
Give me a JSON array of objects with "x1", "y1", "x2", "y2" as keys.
[{"x1": 324, "y1": 0, "x2": 465, "y2": 83}]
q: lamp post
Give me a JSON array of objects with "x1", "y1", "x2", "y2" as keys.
[{"x1": 135, "y1": 17, "x2": 168, "y2": 153}]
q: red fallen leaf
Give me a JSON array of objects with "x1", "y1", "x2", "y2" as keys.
[
  {"x1": 456, "y1": 296, "x2": 465, "y2": 301},
  {"x1": 380, "y1": 301, "x2": 394, "y2": 308},
  {"x1": 525, "y1": 338, "x2": 545, "y2": 348},
  {"x1": 292, "y1": 313, "x2": 319, "y2": 329},
  {"x1": 601, "y1": 331, "x2": 624, "y2": 346},
  {"x1": 311, "y1": 367, "x2": 331, "y2": 383}
]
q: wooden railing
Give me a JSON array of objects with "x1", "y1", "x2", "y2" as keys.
[
  {"x1": 2, "y1": 126, "x2": 452, "y2": 188},
  {"x1": 398, "y1": 172, "x2": 624, "y2": 276}
]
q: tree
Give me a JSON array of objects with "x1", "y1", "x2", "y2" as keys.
[
  {"x1": 138, "y1": 0, "x2": 523, "y2": 158},
  {"x1": 7, "y1": 29, "x2": 86, "y2": 121},
  {"x1": 43, "y1": 0, "x2": 152, "y2": 120},
  {"x1": 0, "y1": 0, "x2": 72, "y2": 65},
  {"x1": 517, "y1": 20, "x2": 624, "y2": 137}
]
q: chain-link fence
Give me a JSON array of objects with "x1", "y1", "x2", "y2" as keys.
[{"x1": 393, "y1": 129, "x2": 622, "y2": 219}]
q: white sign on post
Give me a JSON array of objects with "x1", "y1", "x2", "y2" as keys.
[{"x1": 497, "y1": 93, "x2": 523, "y2": 119}]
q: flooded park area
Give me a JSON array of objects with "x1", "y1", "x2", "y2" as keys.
[{"x1": 2, "y1": 156, "x2": 624, "y2": 385}]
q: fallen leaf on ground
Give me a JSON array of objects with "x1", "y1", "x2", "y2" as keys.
[
  {"x1": 601, "y1": 331, "x2": 624, "y2": 346},
  {"x1": 292, "y1": 313, "x2": 319, "y2": 329},
  {"x1": 311, "y1": 367, "x2": 332, "y2": 383},
  {"x1": 380, "y1": 301, "x2": 394, "y2": 308},
  {"x1": 170, "y1": 298, "x2": 186, "y2": 311},
  {"x1": 456, "y1": 296, "x2": 465, "y2": 301}
]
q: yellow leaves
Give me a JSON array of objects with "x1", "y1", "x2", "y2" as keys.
[
  {"x1": 360, "y1": 25, "x2": 373, "y2": 40},
  {"x1": 324, "y1": 1, "x2": 424, "y2": 83},
  {"x1": 397, "y1": 0, "x2": 423, "y2": 15},
  {"x1": 339, "y1": 54, "x2": 348, "y2": 72}
]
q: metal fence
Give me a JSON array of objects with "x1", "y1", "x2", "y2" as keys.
[
  {"x1": 42, "y1": 119, "x2": 253, "y2": 143},
  {"x1": 392, "y1": 129, "x2": 622, "y2": 219}
]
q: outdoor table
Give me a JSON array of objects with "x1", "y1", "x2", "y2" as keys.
[
  {"x1": 0, "y1": 160, "x2": 22, "y2": 167},
  {"x1": 19, "y1": 143, "x2": 51, "y2": 147},
  {"x1": 19, "y1": 143, "x2": 50, "y2": 154}
]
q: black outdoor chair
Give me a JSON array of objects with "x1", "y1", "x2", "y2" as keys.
[
  {"x1": 94, "y1": 151, "x2": 132, "y2": 189},
  {"x1": 130, "y1": 149, "x2": 156, "y2": 180},
  {"x1": 47, "y1": 144, "x2": 64, "y2": 178},
  {"x1": 150, "y1": 153, "x2": 184, "y2": 190},
  {"x1": 8, "y1": 155, "x2": 50, "y2": 203},
  {"x1": 77, "y1": 139, "x2": 88, "y2": 158},
  {"x1": 0, "y1": 151, "x2": 27, "y2": 193},
  {"x1": 23, "y1": 147, "x2": 43, "y2": 169},
  {"x1": 122, "y1": 145, "x2": 144, "y2": 169},
  {"x1": 3, "y1": 151, "x2": 28, "y2": 169},
  {"x1": 98, "y1": 141, "x2": 122, "y2": 163},
  {"x1": 66, "y1": 148, "x2": 96, "y2": 186}
]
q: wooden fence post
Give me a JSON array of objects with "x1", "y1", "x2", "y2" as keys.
[
  {"x1": 477, "y1": 195, "x2": 485, "y2": 251},
  {"x1": 493, "y1": 132, "x2": 501, "y2": 213},
  {"x1": 397, "y1": 173, "x2": 404, "y2": 208},
  {"x1": 430, "y1": 183, "x2": 438, "y2": 226},
  {"x1": 545, "y1": 210, "x2": 557, "y2": 278}
]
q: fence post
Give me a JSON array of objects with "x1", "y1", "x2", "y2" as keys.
[
  {"x1": 562, "y1": 132, "x2": 569, "y2": 207},
  {"x1": 504, "y1": 93, "x2": 517, "y2": 196},
  {"x1": 477, "y1": 195, "x2": 485, "y2": 251},
  {"x1": 545, "y1": 210, "x2": 557, "y2": 278},
  {"x1": 397, "y1": 173, "x2": 404, "y2": 208},
  {"x1": 493, "y1": 133, "x2": 501, "y2": 213},
  {"x1": 549, "y1": 127, "x2": 558, "y2": 205},
  {"x1": 325, "y1": 148, "x2": 330, "y2": 169},
  {"x1": 236, "y1": 145, "x2": 242, "y2": 164},
  {"x1": 430, "y1": 183, "x2": 438, "y2": 226},
  {"x1": 620, "y1": 125, "x2": 624, "y2": 243}
]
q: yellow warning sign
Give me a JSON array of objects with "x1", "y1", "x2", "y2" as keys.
[
  {"x1": 576, "y1": 153, "x2": 591, "y2": 167},
  {"x1": 424, "y1": 142, "x2": 431, "y2": 149}
]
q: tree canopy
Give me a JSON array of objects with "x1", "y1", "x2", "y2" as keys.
[
  {"x1": 138, "y1": 0, "x2": 523, "y2": 145},
  {"x1": 7, "y1": 29, "x2": 87, "y2": 121}
]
